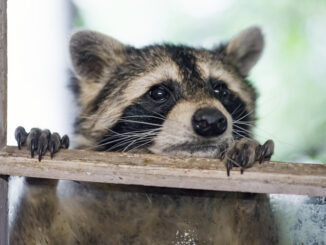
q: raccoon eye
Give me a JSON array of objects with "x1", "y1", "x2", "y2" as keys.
[
  {"x1": 148, "y1": 85, "x2": 170, "y2": 103},
  {"x1": 211, "y1": 80, "x2": 229, "y2": 98}
]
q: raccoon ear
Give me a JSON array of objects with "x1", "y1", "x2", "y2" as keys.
[
  {"x1": 70, "y1": 30, "x2": 126, "y2": 80},
  {"x1": 224, "y1": 26, "x2": 264, "y2": 77}
]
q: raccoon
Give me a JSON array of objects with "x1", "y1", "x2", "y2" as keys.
[{"x1": 11, "y1": 27, "x2": 277, "y2": 244}]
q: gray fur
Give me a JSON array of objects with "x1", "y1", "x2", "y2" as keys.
[{"x1": 10, "y1": 27, "x2": 278, "y2": 245}]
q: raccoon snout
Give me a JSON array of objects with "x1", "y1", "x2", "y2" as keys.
[{"x1": 192, "y1": 107, "x2": 227, "y2": 137}]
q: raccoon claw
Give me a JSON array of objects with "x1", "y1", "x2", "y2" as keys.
[
  {"x1": 49, "y1": 145, "x2": 55, "y2": 158},
  {"x1": 15, "y1": 126, "x2": 28, "y2": 150},
  {"x1": 14, "y1": 126, "x2": 69, "y2": 160},
  {"x1": 27, "y1": 128, "x2": 41, "y2": 158},
  {"x1": 37, "y1": 130, "x2": 51, "y2": 161},
  {"x1": 226, "y1": 160, "x2": 232, "y2": 177},
  {"x1": 29, "y1": 139, "x2": 37, "y2": 158},
  {"x1": 49, "y1": 133, "x2": 61, "y2": 158},
  {"x1": 224, "y1": 138, "x2": 274, "y2": 176},
  {"x1": 256, "y1": 140, "x2": 274, "y2": 164},
  {"x1": 61, "y1": 135, "x2": 70, "y2": 149}
]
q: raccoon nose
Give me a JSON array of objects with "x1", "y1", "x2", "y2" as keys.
[{"x1": 192, "y1": 108, "x2": 227, "y2": 137}]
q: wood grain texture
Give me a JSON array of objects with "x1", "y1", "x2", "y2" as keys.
[
  {"x1": 1, "y1": 146, "x2": 326, "y2": 196},
  {"x1": 0, "y1": 0, "x2": 8, "y2": 244}
]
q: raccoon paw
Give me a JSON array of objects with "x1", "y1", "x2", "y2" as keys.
[
  {"x1": 15, "y1": 126, "x2": 69, "y2": 161},
  {"x1": 224, "y1": 138, "x2": 274, "y2": 176}
]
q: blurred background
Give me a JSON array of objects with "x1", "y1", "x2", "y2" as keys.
[
  {"x1": 7, "y1": 0, "x2": 326, "y2": 244},
  {"x1": 7, "y1": 0, "x2": 326, "y2": 163}
]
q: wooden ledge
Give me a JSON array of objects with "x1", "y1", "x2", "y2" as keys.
[{"x1": 0, "y1": 146, "x2": 325, "y2": 196}]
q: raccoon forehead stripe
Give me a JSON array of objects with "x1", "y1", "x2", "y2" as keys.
[
  {"x1": 166, "y1": 45, "x2": 202, "y2": 83},
  {"x1": 197, "y1": 61, "x2": 255, "y2": 110},
  {"x1": 123, "y1": 63, "x2": 181, "y2": 102}
]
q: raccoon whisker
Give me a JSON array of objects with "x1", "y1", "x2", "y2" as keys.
[
  {"x1": 232, "y1": 119, "x2": 256, "y2": 125},
  {"x1": 233, "y1": 124, "x2": 271, "y2": 139},
  {"x1": 78, "y1": 114, "x2": 121, "y2": 120},
  {"x1": 116, "y1": 119, "x2": 165, "y2": 127},
  {"x1": 124, "y1": 140, "x2": 152, "y2": 152},
  {"x1": 107, "y1": 130, "x2": 158, "y2": 144},
  {"x1": 84, "y1": 129, "x2": 160, "y2": 151},
  {"x1": 128, "y1": 102, "x2": 169, "y2": 119},
  {"x1": 232, "y1": 126, "x2": 251, "y2": 134},
  {"x1": 84, "y1": 135, "x2": 141, "y2": 150},
  {"x1": 80, "y1": 114, "x2": 193, "y2": 135},
  {"x1": 105, "y1": 137, "x2": 146, "y2": 152},
  {"x1": 232, "y1": 124, "x2": 254, "y2": 131},
  {"x1": 232, "y1": 132, "x2": 246, "y2": 139},
  {"x1": 218, "y1": 147, "x2": 230, "y2": 159},
  {"x1": 234, "y1": 110, "x2": 253, "y2": 122},
  {"x1": 233, "y1": 126, "x2": 274, "y2": 143},
  {"x1": 125, "y1": 139, "x2": 154, "y2": 153},
  {"x1": 105, "y1": 130, "x2": 160, "y2": 152},
  {"x1": 118, "y1": 115, "x2": 192, "y2": 134},
  {"x1": 225, "y1": 156, "x2": 241, "y2": 168},
  {"x1": 232, "y1": 130, "x2": 250, "y2": 139},
  {"x1": 103, "y1": 135, "x2": 144, "y2": 147},
  {"x1": 106, "y1": 128, "x2": 161, "y2": 137},
  {"x1": 233, "y1": 133, "x2": 254, "y2": 142},
  {"x1": 233, "y1": 133, "x2": 248, "y2": 140},
  {"x1": 233, "y1": 122, "x2": 255, "y2": 128},
  {"x1": 99, "y1": 128, "x2": 154, "y2": 142},
  {"x1": 233, "y1": 108, "x2": 255, "y2": 123},
  {"x1": 120, "y1": 115, "x2": 166, "y2": 120},
  {"x1": 232, "y1": 130, "x2": 251, "y2": 138},
  {"x1": 233, "y1": 125, "x2": 254, "y2": 133},
  {"x1": 121, "y1": 130, "x2": 160, "y2": 151},
  {"x1": 152, "y1": 111, "x2": 167, "y2": 119},
  {"x1": 109, "y1": 136, "x2": 153, "y2": 152},
  {"x1": 122, "y1": 134, "x2": 154, "y2": 152},
  {"x1": 79, "y1": 113, "x2": 167, "y2": 122},
  {"x1": 121, "y1": 130, "x2": 191, "y2": 152},
  {"x1": 105, "y1": 127, "x2": 133, "y2": 136},
  {"x1": 230, "y1": 104, "x2": 244, "y2": 117}
]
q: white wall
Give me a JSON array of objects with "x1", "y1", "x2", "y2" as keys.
[
  {"x1": 7, "y1": 0, "x2": 73, "y2": 226},
  {"x1": 7, "y1": 0, "x2": 73, "y2": 145}
]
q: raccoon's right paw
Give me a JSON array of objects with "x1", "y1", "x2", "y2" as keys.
[
  {"x1": 223, "y1": 138, "x2": 274, "y2": 176},
  {"x1": 15, "y1": 126, "x2": 69, "y2": 161}
]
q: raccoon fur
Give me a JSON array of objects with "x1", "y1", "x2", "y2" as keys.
[{"x1": 11, "y1": 27, "x2": 278, "y2": 244}]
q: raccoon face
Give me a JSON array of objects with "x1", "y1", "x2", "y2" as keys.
[{"x1": 70, "y1": 27, "x2": 263, "y2": 158}]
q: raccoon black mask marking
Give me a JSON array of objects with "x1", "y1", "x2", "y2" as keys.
[
  {"x1": 98, "y1": 80, "x2": 182, "y2": 152},
  {"x1": 208, "y1": 78, "x2": 251, "y2": 139},
  {"x1": 70, "y1": 27, "x2": 262, "y2": 157}
]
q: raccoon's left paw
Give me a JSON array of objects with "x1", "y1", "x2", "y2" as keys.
[
  {"x1": 15, "y1": 126, "x2": 69, "y2": 161},
  {"x1": 224, "y1": 138, "x2": 274, "y2": 176}
]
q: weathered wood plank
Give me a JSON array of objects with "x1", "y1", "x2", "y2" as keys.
[
  {"x1": 0, "y1": 146, "x2": 325, "y2": 196},
  {"x1": 0, "y1": 0, "x2": 8, "y2": 244}
]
